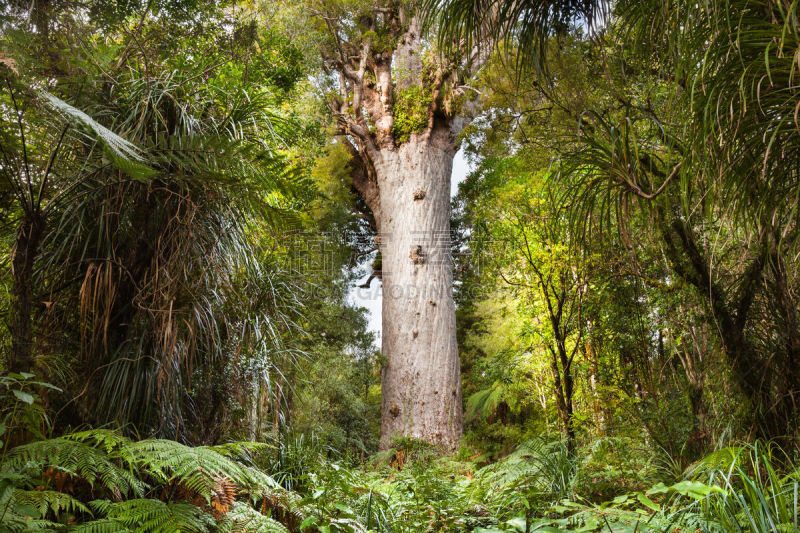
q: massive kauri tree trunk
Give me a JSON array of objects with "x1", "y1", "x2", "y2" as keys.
[
  {"x1": 315, "y1": 4, "x2": 481, "y2": 449},
  {"x1": 374, "y1": 128, "x2": 461, "y2": 448}
]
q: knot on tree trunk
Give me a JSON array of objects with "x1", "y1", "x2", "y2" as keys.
[{"x1": 409, "y1": 244, "x2": 424, "y2": 264}]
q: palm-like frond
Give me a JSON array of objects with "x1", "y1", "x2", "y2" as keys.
[
  {"x1": 39, "y1": 91, "x2": 153, "y2": 176},
  {"x1": 423, "y1": 0, "x2": 609, "y2": 74},
  {"x1": 616, "y1": 0, "x2": 800, "y2": 231},
  {"x1": 27, "y1": 29, "x2": 313, "y2": 439}
]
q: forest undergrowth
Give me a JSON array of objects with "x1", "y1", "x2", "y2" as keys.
[{"x1": 2, "y1": 373, "x2": 798, "y2": 533}]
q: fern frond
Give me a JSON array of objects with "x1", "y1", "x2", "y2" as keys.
[
  {"x1": 12, "y1": 488, "x2": 91, "y2": 517},
  {"x1": 126, "y1": 439, "x2": 281, "y2": 502},
  {"x1": 249, "y1": 485, "x2": 306, "y2": 531},
  {"x1": 475, "y1": 438, "x2": 577, "y2": 502},
  {"x1": 465, "y1": 383, "x2": 506, "y2": 422},
  {"x1": 4, "y1": 438, "x2": 144, "y2": 498},
  {"x1": 0, "y1": 510, "x2": 61, "y2": 532},
  {"x1": 68, "y1": 518, "x2": 133, "y2": 532},
  {"x1": 63, "y1": 430, "x2": 135, "y2": 455},
  {"x1": 215, "y1": 501, "x2": 290, "y2": 533},
  {"x1": 205, "y1": 442, "x2": 276, "y2": 466},
  {"x1": 89, "y1": 498, "x2": 215, "y2": 533}
]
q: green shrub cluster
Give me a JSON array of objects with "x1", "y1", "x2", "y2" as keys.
[{"x1": 391, "y1": 87, "x2": 432, "y2": 144}]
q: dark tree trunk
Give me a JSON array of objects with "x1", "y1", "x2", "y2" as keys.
[
  {"x1": 550, "y1": 342, "x2": 575, "y2": 450},
  {"x1": 9, "y1": 214, "x2": 44, "y2": 373},
  {"x1": 656, "y1": 205, "x2": 800, "y2": 440}
]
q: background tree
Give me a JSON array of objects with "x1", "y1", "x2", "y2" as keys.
[{"x1": 467, "y1": 161, "x2": 589, "y2": 447}]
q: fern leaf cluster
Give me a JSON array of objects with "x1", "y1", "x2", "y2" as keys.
[{"x1": 0, "y1": 431, "x2": 302, "y2": 532}]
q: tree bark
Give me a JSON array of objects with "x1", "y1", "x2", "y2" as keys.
[
  {"x1": 315, "y1": 6, "x2": 474, "y2": 450},
  {"x1": 376, "y1": 126, "x2": 462, "y2": 450},
  {"x1": 549, "y1": 342, "x2": 575, "y2": 450},
  {"x1": 10, "y1": 215, "x2": 44, "y2": 373}
]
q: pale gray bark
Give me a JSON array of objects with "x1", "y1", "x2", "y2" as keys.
[
  {"x1": 375, "y1": 126, "x2": 462, "y2": 449},
  {"x1": 315, "y1": 6, "x2": 484, "y2": 449}
]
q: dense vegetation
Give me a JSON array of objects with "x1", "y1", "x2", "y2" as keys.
[{"x1": 2, "y1": 0, "x2": 800, "y2": 531}]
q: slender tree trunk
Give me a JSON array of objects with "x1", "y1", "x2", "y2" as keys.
[
  {"x1": 10, "y1": 215, "x2": 44, "y2": 373},
  {"x1": 560, "y1": 344, "x2": 576, "y2": 447},
  {"x1": 550, "y1": 343, "x2": 575, "y2": 449},
  {"x1": 676, "y1": 322, "x2": 710, "y2": 454},
  {"x1": 584, "y1": 340, "x2": 605, "y2": 435},
  {"x1": 687, "y1": 383, "x2": 708, "y2": 442},
  {"x1": 377, "y1": 126, "x2": 462, "y2": 450}
]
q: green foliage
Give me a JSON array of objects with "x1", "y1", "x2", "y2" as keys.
[
  {"x1": 0, "y1": 428, "x2": 296, "y2": 532},
  {"x1": 290, "y1": 280, "x2": 380, "y2": 458},
  {"x1": 424, "y1": 0, "x2": 606, "y2": 77},
  {"x1": 574, "y1": 437, "x2": 664, "y2": 501},
  {"x1": 88, "y1": 499, "x2": 215, "y2": 533},
  {"x1": 465, "y1": 381, "x2": 517, "y2": 425},
  {"x1": 0, "y1": 373, "x2": 60, "y2": 452},
  {"x1": 216, "y1": 502, "x2": 289, "y2": 533},
  {"x1": 0, "y1": 0, "x2": 334, "y2": 443},
  {"x1": 682, "y1": 442, "x2": 800, "y2": 532},
  {"x1": 391, "y1": 86, "x2": 432, "y2": 144},
  {"x1": 6, "y1": 2, "x2": 800, "y2": 533},
  {"x1": 312, "y1": 142, "x2": 357, "y2": 206},
  {"x1": 0, "y1": 384, "x2": 797, "y2": 533}
]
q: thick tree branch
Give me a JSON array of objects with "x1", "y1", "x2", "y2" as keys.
[{"x1": 340, "y1": 137, "x2": 380, "y2": 223}]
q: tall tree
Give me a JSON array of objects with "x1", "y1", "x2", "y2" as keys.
[
  {"x1": 304, "y1": 1, "x2": 486, "y2": 448},
  {"x1": 466, "y1": 159, "x2": 588, "y2": 447}
]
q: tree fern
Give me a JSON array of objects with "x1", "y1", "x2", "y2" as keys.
[{"x1": 464, "y1": 381, "x2": 514, "y2": 423}]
